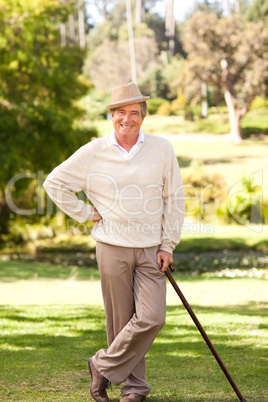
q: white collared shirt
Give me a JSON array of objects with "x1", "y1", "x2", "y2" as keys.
[{"x1": 109, "y1": 130, "x2": 144, "y2": 160}]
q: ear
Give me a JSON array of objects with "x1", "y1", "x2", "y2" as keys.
[{"x1": 110, "y1": 110, "x2": 114, "y2": 118}]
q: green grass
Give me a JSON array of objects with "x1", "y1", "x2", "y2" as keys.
[
  {"x1": 179, "y1": 225, "x2": 268, "y2": 253},
  {"x1": 31, "y1": 224, "x2": 268, "y2": 255},
  {"x1": 0, "y1": 262, "x2": 267, "y2": 401},
  {"x1": 93, "y1": 108, "x2": 268, "y2": 137},
  {"x1": 242, "y1": 108, "x2": 268, "y2": 137}
]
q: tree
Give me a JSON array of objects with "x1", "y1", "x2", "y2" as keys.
[
  {"x1": 246, "y1": 0, "x2": 268, "y2": 21},
  {"x1": 136, "y1": 0, "x2": 145, "y2": 23},
  {"x1": 84, "y1": 5, "x2": 159, "y2": 91},
  {"x1": 176, "y1": 12, "x2": 268, "y2": 142},
  {"x1": 83, "y1": 34, "x2": 158, "y2": 90},
  {"x1": 0, "y1": 0, "x2": 95, "y2": 239}
]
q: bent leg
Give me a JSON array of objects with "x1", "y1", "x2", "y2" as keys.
[{"x1": 93, "y1": 245, "x2": 166, "y2": 392}]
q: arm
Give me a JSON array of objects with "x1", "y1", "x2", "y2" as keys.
[
  {"x1": 158, "y1": 147, "x2": 185, "y2": 271},
  {"x1": 43, "y1": 144, "x2": 100, "y2": 223}
]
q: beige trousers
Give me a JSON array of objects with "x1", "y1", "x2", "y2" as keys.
[{"x1": 92, "y1": 242, "x2": 166, "y2": 397}]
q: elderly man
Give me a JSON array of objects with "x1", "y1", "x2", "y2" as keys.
[{"x1": 43, "y1": 82, "x2": 185, "y2": 402}]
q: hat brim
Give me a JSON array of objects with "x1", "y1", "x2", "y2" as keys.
[{"x1": 106, "y1": 96, "x2": 150, "y2": 110}]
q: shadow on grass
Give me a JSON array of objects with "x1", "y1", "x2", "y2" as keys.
[
  {"x1": 0, "y1": 303, "x2": 267, "y2": 400},
  {"x1": 202, "y1": 155, "x2": 249, "y2": 165},
  {"x1": 177, "y1": 236, "x2": 268, "y2": 253},
  {"x1": 177, "y1": 237, "x2": 249, "y2": 253},
  {"x1": 242, "y1": 127, "x2": 268, "y2": 138}
]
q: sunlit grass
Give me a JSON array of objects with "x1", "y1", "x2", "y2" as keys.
[{"x1": 0, "y1": 263, "x2": 267, "y2": 401}]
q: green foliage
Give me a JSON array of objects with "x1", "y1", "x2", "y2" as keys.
[
  {"x1": 246, "y1": 0, "x2": 268, "y2": 21},
  {"x1": 183, "y1": 166, "x2": 227, "y2": 221},
  {"x1": 138, "y1": 66, "x2": 169, "y2": 99},
  {"x1": 84, "y1": 5, "x2": 159, "y2": 91},
  {"x1": 0, "y1": 0, "x2": 95, "y2": 241},
  {"x1": 250, "y1": 96, "x2": 268, "y2": 110},
  {"x1": 84, "y1": 35, "x2": 158, "y2": 91},
  {"x1": 177, "y1": 12, "x2": 268, "y2": 141},
  {"x1": 241, "y1": 108, "x2": 268, "y2": 137},
  {"x1": 138, "y1": 54, "x2": 184, "y2": 100},
  {"x1": 195, "y1": 113, "x2": 230, "y2": 134},
  {"x1": 217, "y1": 176, "x2": 264, "y2": 224},
  {"x1": 146, "y1": 97, "x2": 167, "y2": 114},
  {"x1": 0, "y1": 0, "x2": 92, "y2": 179},
  {"x1": 157, "y1": 102, "x2": 173, "y2": 116},
  {"x1": 78, "y1": 92, "x2": 108, "y2": 121}
]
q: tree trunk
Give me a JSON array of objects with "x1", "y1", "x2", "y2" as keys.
[
  {"x1": 126, "y1": 0, "x2": 137, "y2": 83},
  {"x1": 78, "y1": 2, "x2": 86, "y2": 49},
  {"x1": 136, "y1": 0, "x2": 145, "y2": 23},
  {"x1": 165, "y1": 0, "x2": 175, "y2": 55},
  {"x1": 234, "y1": 0, "x2": 240, "y2": 13},
  {"x1": 69, "y1": 15, "x2": 76, "y2": 43},
  {"x1": 201, "y1": 82, "x2": 208, "y2": 118},
  {"x1": 60, "y1": 23, "x2": 66, "y2": 47},
  {"x1": 225, "y1": 0, "x2": 232, "y2": 16},
  {"x1": 223, "y1": 87, "x2": 243, "y2": 144}
]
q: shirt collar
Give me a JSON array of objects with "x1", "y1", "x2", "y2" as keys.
[{"x1": 110, "y1": 130, "x2": 144, "y2": 147}]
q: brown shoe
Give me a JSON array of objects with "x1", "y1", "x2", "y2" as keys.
[
  {"x1": 88, "y1": 357, "x2": 110, "y2": 402},
  {"x1": 120, "y1": 394, "x2": 146, "y2": 402}
]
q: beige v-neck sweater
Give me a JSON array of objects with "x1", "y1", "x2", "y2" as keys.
[{"x1": 43, "y1": 133, "x2": 185, "y2": 254}]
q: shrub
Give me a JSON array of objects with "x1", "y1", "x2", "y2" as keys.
[
  {"x1": 217, "y1": 176, "x2": 264, "y2": 224},
  {"x1": 250, "y1": 96, "x2": 268, "y2": 110},
  {"x1": 157, "y1": 102, "x2": 173, "y2": 116},
  {"x1": 182, "y1": 167, "x2": 227, "y2": 221},
  {"x1": 147, "y1": 98, "x2": 167, "y2": 115}
]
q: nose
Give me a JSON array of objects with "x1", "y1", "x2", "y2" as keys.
[{"x1": 123, "y1": 113, "x2": 132, "y2": 122}]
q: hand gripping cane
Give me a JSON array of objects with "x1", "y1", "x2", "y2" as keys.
[{"x1": 165, "y1": 264, "x2": 247, "y2": 402}]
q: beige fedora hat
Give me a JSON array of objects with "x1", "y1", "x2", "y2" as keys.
[{"x1": 106, "y1": 82, "x2": 150, "y2": 110}]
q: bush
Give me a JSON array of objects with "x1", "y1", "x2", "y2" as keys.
[
  {"x1": 146, "y1": 98, "x2": 167, "y2": 115},
  {"x1": 217, "y1": 176, "x2": 264, "y2": 224},
  {"x1": 182, "y1": 167, "x2": 227, "y2": 221},
  {"x1": 157, "y1": 102, "x2": 173, "y2": 116},
  {"x1": 79, "y1": 93, "x2": 108, "y2": 121},
  {"x1": 250, "y1": 96, "x2": 268, "y2": 110},
  {"x1": 195, "y1": 114, "x2": 230, "y2": 134}
]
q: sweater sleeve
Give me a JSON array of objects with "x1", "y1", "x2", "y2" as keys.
[
  {"x1": 160, "y1": 146, "x2": 185, "y2": 254},
  {"x1": 43, "y1": 144, "x2": 95, "y2": 223}
]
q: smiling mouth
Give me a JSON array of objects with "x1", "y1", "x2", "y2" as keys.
[{"x1": 120, "y1": 124, "x2": 133, "y2": 129}]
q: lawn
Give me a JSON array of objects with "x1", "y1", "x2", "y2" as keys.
[
  {"x1": 93, "y1": 109, "x2": 268, "y2": 138},
  {"x1": 0, "y1": 261, "x2": 267, "y2": 401}
]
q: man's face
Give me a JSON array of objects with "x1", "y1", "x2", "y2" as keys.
[{"x1": 111, "y1": 103, "x2": 144, "y2": 141}]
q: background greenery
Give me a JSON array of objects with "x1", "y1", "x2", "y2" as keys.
[
  {"x1": 0, "y1": 1, "x2": 267, "y2": 400},
  {"x1": 0, "y1": 0, "x2": 267, "y2": 247}
]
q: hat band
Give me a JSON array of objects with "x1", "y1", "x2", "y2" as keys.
[{"x1": 110, "y1": 95, "x2": 146, "y2": 106}]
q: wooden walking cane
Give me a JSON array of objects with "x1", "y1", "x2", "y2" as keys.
[{"x1": 165, "y1": 264, "x2": 247, "y2": 402}]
